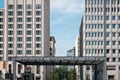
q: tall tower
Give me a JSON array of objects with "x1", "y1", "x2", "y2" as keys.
[
  {"x1": 3, "y1": 0, "x2": 50, "y2": 80},
  {"x1": 81, "y1": 0, "x2": 120, "y2": 80}
]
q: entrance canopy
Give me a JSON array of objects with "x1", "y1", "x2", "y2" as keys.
[{"x1": 13, "y1": 56, "x2": 106, "y2": 65}]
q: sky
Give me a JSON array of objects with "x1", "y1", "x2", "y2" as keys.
[{"x1": 0, "y1": 0, "x2": 84, "y2": 56}]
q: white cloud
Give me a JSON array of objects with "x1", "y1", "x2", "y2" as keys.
[{"x1": 51, "y1": 0, "x2": 85, "y2": 14}]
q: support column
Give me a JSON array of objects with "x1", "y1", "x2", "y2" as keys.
[{"x1": 13, "y1": 60, "x2": 16, "y2": 80}]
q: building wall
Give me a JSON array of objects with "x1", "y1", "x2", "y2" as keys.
[
  {"x1": 1, "y1": 0, "x2": 50, "y2": 80},
  {"x1": 82, "y1": 0, "x2": 120, "y2": 80}
]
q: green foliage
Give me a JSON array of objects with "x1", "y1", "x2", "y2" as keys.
[{"x1": 49, "y1": 66, "x2": 76, "y2": 80}]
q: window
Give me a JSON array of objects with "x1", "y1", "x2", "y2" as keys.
[
  {"x1": 36, "y1": 37, "x2": 41, "y2": 41},
  {"x1": 0, "y1": 18, "x2": 3, "y2": 22},
  {"x1": 0, "y1": 37, "x2": 3, "y2": 42},
  {"x1": 27, "y1": 30, "x2": 31, "y2": 35},
  {"x1": 0, "y1": 50, "x2": 3, "y2": 55},
  {"x1": 112, "y1": 41, "x2": 116, "y2": 45},
  {"x1": 8, "y1": 44, "x2": 13, "y2": 48},
  {"x1": 8, "y1": 31, "x2": 13, "y2": 35},
  {"x1": 27, "y1": 18, "x2": 32, "y2": 22},
  {"x1": 27, "y1": 24, "x2": 32, "y2": 28},
  {"x1": 8, "y1": 50, "x2": 13, "y2": 55},
  {"x1": 17, "y1": 24, "x2": 22, "y2": 28},
  {"x1": 8, "y1": 57, "x2": 12, "y2": 61},
  {"x1": 0, "y1": 44, "x2": 3, "y2": 48},
  {"x1": 17, "y1": 44, "x2": 22, "y2": 48},
  {"x1": 112, "y1": 58, "x2": 116, "y2": 62},
  {"x1": 112, "y1": 16, "x2": 115, "y2": 20},
  {"x1": 36, "y1": 65, "x2": 40, "y2": 74},
  {"x1": 26, "y1": 50, "x2": 31, "y2": 54},
  {"x1": 98, "y1": 24, "x2": 103, "y2": 29},
  {"x1": 8, "y1": 37, "x2": 13, "y2": 42},
  {"x1": 36, "y1": 4, "x2": 41, "y2": 9},
  {"x1": 36, "y1": 31, "x2": 41, "y2": 35},
  {"x1": 36, "y1": 11, "x2": 41, "y2": 15},
  {"x1": 0, "y1": 12, "x2": 3, "y2": 16},
  {"x1": 0, "y1": 24, "x2": 3, "y2": 29},
  {"x1": 36, "y1": 43, "x2": 41, "y2": 48},
  {"x1": 8, "y1": 5, "x2": 14, "y2": 9},
  {"x1": 17, "y1": 18, "x2": 22, "y2": 22},
  {"x1": 106, "y1": 24, "x2": 109, "y2": 29},
  {"x1": 119, "y1": 58, "x2": 120, "y2": 62},
  {"x1": 27, "y1": 11, "x2": 32, "y2": 15},
  {"x1": 106, "y1": 41, "x2": 110, "y2": 45},
  {"x1": 112, "y1": 49, "x2": 116, "y2": 53},
  {"x1": 107, "y1": 58, "x2": 109, "y2": 62},
  {"x1": 17, "y1": 31, "x2": 22, "y2": 35},
  {"x1": 26, "y1": 37, "x2": 31, "y2": 41},
  {"x1": 8, "y1": 24, "x2": 13, "y2": 28},
  {"x1": 112, "y1": 24, "x2": 116, "y2": 28},
  {"x1": 106, "y1": 32, "x2": 109, "y2": 37},
  {"x1": 36, "y1": 24, "x2": 41, "y2": 28},
  {"x1": 17, "y1": 5, "x2": 22, "y2": 9},
  {"x1": 0, "y1": 31, "x2": 3, "y2": 35},
  {"x1": 112, "y1": 32, "x2": 116, "y2": 37},
  {"x1": 106, "y1": 16, "x2": 109, "y2": 20},
  {"x1": 8, "y1": 18, "x2": 13, "y2": 22},
  {"x1": 17, "y1": 50, "x2": 22, "y2": 54},
  {"x1": 118, "y1": 49, "x2": 120, "y2": 53},
  {"x1": 36, "y1": 17, "x2": 41, "y2": 22},
  {"x1": 26, "y1": 43, "x2": 31, "y2": 48},
  {"x1": 8, "y1": 11, "x2": 13, "y2": 16},
  {"x1": 36, "y1": 50, "x2": 41, "y2": 54},
  {"x1": 27, "y1": 4, "x2": 32, "y2": 9},
  {"x1": 118, "y1": 24, "x2": 120, "y2": 29},
  {"x1": 17, "y1": 37, "x2": 22, "y2": 41},
  {"x1": 17, "y1": 11, "x2": 22, "y2": 16},
  {"x1": 18, "y1": 64, "x2": 22, "y2": 74}
]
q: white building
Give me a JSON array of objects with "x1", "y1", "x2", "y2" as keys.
[
  {"x1": 81, "y1": 0, "x2": 120, "y2": 80},
  {"x1": 0, "y1": 0, "x2": 50, "y2": 80}
]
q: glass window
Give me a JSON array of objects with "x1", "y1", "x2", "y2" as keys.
[
  {"x1": 106, "y1": 41, "x2": 110, "y2": 45},
  {"x1": 8, "y1": 50, "x2": 13, "y2": 55},
  {"x1": 36, "y1": 37, "x2": 41, "y2": 41},
  {"x1": 0, "y1": 37, "x2": 3, "y2": 42},
  {"x1": 112, "y1": 16, "x2": 115, "y2": 20},
  {"x1": 8, "y1": 44, "x2": 13, "y2": 48},
  {"x1": 17, "y1": 31, "x2": 22, "y2": 35},
  {"x1": 17, "y1": 37, "x2": 22, "y2": 41},
  {"x1": 112, "y1": 41, "x2": 116, "y2": 45},
  {"x1": 36, "y1": 31, "x2": 41, "y2": 35},
  {"x1": 27, "y1": 18, "x2": 32, "y2": 22},
  {"x1": 26, "y1": 50, "x2": 31, "y2": 54},
  {"x1": 17, "y1": 5, "x2": 22, "y2": 9},
  {"x1": 27, "y1": 11, "x2": 32, "y2": 16},
  {"x1": 0, "y1": 50, "x2": 2, "y2": 55},
  {"x1": 8, "y1": 57, "x2": 12, "y2": 61},
  {"x1": 118, "y1": 16, "x2": 120, "y2": 20},
  {"x1": 26, "y1": 37, "x2": 31, "y2": 41},
  {"x1": 106, "y1": 16, "x2": 109, "y2": 20},
  {"x1": 118, "y1": 24, "x2": 120, "y2": 29},
  {"x1": 0, "y1": 44, "x2": 3, "y2": 48},
  {"x1": 36, "y1": 17, "x2": 41, "y2": 22},
  {"x1": 107, "y1": 58, "x2": 109, "y2": 62},
  {"x1": 0, "y1": 24, "x2": 3, "y2": 29},
  {"x1": 8, "y1": 37, "x2": 13, "y2": 42},
  {"x1": 106, "y1": 24, "x2": 109, "y2": 29},
  {"x1": 112, "y1": 32, "x2": 116, "y2": 37},
  {"x1": 36, "y1": 11, "x2": 41, "y2": 15},
  {"x1": 0, "y1": 31, "x2": 3, "y2": 35},
  {"x1": 36, "y1": 65, "x2": 40, "y2": 74},
  {"x1": 8, "y1": 31, "x2": 13, "y2": 35},
  {"x1": 17, "y1": 44, "x2": 22, "y2": 48},
  {"x1": 26, "y1": 43, "x2": 31, "y2": 48},
  {"x1": 106, "y1": 32, "x2": 109, "y2": 37},
  {"x1": 8, "y1": 24, "x2": 13, "y2": 28},
  {"x1": 17, "y1": 18, "x2": 22, "y2": 22},
  {"x1": 8, "y1": 18, "x2": 13, "y2": 22},
  {"x1": 8, "y1": 11, "x2": 14, "y2": 16},
  {"x1": 0, "y1": 18, "x2": 3, "y2": 22},
  {"x1": 17, "y1": 24, "x2": 22, "y2": 29},
  {"x1": 26, "y1": 30, "x2": 31, "y2": 35},
  {"x1": 27, "y1": 24, "x2": 32, "y2": 28},
  {"x1": 36, "y1": 24, "x2": 41, "y2": 28},
  {"x1": 27, "y1": 4, "x2": 32, "y2": 9},
  {"x1": 112, "y1": 49, "x2": 116, "y2": 53},
  {"x1": 8, "y1": 5, "x2": 14, "y2": 9},
  {"x1": 112, "y1": 58, "x2": 116, "y2": 62},
  {"x1": 118, "y1": 49, "x2": 120, "y2": 53},
  {"x1": 36, "y1": 43, "x2": 41, "y2": 48},
  {"x1": 36, "y1": 50, "x2": 41, "y2": 54},
  {"x1": 17, "y1": 11, "x2": 22, "y2": 16},
  {"x1": 112, "y1": 24, "x2": 116, "y2": 29},
  {"x1": 106, "y1": 49, "x2": 109, "y2": 54},
  {"x1": 0, "y1": 12, "x2": 3, "y2": 16},
  {"x1": 36, "y1": 4, "x2": 41, "y2": 9},
  {"x1": 17, "y1": 50, "x2": 22, "y2": 54}
]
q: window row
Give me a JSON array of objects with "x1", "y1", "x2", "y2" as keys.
[
  {"x1": 8, "y1": 4, "x2": 41, "y2": 9},
  {"x1": 85, "y1": 32, "x2": 103, "y2": 37},
  {"x1": 86, "y1": 24, "x2": 103, "y2": 29},
  {"x1": 8, "y1": 24, "x2": 41, "y2": 29},
  {"x1": 106, "y1": 49, "x2": 120, "y2": 54},
  {"x1": 107, "y1": 58, "x2": 120, "y2": 62},
  {"x1": 86, "y1": 41, "x2": 103, "y2": 45},
  {"x1": 86, "y1": 15, "x2": 103, "y2": 20},
  {"x1": 8, "y1": 11, "x2": 41, "y2": 16},
  {"x1": 8, "y1": 50, "x2": 41, "y2": 55},
  {"x1": 106, "y1": 41, "x2": 120, "y2": 45},
  {"x1": 85, "y1": 0, "x2": 103, "y2": 5},
  {"x1": 85, "y1": 49, "x2": 103, "y2": 54}
]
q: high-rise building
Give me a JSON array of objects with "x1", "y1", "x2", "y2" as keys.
[
  {"x1": 0, "y1": 0, "x2": 50, "y2": 80},
  {"x1": 80, "y1": 0, "x2": 120, "y2": 80}
]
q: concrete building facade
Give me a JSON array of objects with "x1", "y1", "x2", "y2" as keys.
[
  {"x1": 0, "y1": 0, "x2": 50, "y2": 80},
  {"x1": 80, "y1": 0, "x2": 120, "y2": 80}
]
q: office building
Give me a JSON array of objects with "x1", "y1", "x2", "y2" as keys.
[
  {"x1": 0, "y1": 0, "x2": 50, "y2": 80},
  {"x1": 80, "y1": 0, "x2": 120, "y2": 80}
]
